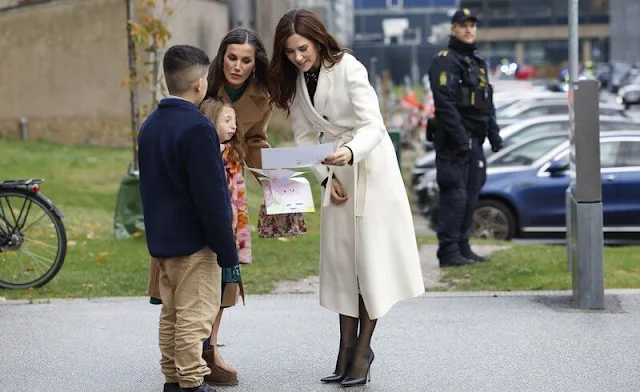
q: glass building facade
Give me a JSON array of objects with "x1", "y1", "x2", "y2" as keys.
[{"x1": 460, "y1": 0, "x2": 610, "y2": 67}]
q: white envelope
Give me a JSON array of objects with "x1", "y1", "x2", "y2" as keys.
[{"x1": 261, "y1": 143, "x2": 334, "y2": 169}]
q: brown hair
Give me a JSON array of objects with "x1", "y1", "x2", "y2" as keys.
[
  {"x1": 268, "y1": 9, "x2": 350, "y2": 112},
  {"x1": 200, "y1": 98, "x2": 246, "y2": 163},
  {"x1": 206, "y1": 27, "x2": 269, "y2": 99}
]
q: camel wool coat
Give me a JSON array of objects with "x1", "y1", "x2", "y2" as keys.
[{"x1": 289, "y1": 53, "x2": 425, "y2": 319}]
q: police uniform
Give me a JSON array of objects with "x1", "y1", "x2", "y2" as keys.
[{"x1": 427, "y1": 9, "x2": 502, "y2": 266}]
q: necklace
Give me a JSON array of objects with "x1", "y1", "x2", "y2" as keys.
[{"x1": 304, "y1": 69, "x2": 319, "y2": 83}]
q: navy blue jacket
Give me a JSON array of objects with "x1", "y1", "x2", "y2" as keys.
[{"x1": 138, "y1": 97, "x2": 239, "y2": 268}]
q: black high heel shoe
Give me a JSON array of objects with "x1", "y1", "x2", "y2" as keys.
[
  {"x1": 321, "y1": 347, "x2": 355, "y2": 383},
  {"x1": 341, "y1": 350, "x2": 374, "y2": 387}
]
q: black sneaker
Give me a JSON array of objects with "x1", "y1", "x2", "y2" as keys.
[
  {"x1": 463, "y1": 252, "x2": 491, "y2": 262},
  {"x1": 181, "y1": 383, "x2": 216, "y2": 392},
  {"x1": 163, "y1": 383, "x2": 180, "y2": 392},
  {"x1": 439, "y1": 254, "x2": 474, "y2": 267}
]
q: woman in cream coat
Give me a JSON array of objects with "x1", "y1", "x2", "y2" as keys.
[{"x1": 268, "y1": 9, "x2": 424, "y2": 387}]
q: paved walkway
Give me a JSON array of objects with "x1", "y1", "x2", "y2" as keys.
[{"x1": 2, "y1": 290, "x2": 640, "y2": 391}]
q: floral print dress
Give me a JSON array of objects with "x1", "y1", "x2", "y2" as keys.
[{"x1": 221, "y1": 144, "x2": 251, "y2": 289}]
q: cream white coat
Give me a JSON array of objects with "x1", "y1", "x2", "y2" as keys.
[{"x1": 290, "y1": 53, "x2": 424, "y2": 319}]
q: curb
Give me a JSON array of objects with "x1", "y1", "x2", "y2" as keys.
[{"x1": 3, "y1": 289, "x2": 640, "y2": 305}]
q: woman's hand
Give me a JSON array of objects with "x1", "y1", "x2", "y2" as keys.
[
  {"x1": 322, "y1": 146, "x2": 353, "y2": 166},
  {"x1": 330, "y1": 178, "x2": 348, "y2": 205}
]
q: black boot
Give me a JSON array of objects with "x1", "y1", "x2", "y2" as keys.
[
  {"x1": 163, "y1": 383, "x2": 180, "y2": 392},
  {"x1": 321, "y1": 314, "x2": 358, "y2": 383},
  {"x1": 341, "y1": 296, "x2": 377, "y2": 387},
  {"x1": 462, "y1": 251, "x2": 491, "y2": 262},
  {"x1": 439, "y1": 253, "x2": 474, "y2": 267}
]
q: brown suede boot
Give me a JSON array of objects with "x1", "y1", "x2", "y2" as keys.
[
  {"x1": 202, "y1": 348, "x2": 239, "y2": 386},
  {"x1": 204, "y1": 364, "x2": 239, "y2": 386}
]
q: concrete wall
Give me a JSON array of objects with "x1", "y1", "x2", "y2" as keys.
[
  {"x1": 0, "y1": 0, "x2": 228, "y2": 147},
  {"x1": 610, "y1": 0, "x2": 640, "y2": 63},
  {"x1": 0, "y1": 0, "x2": 131, "y2": 146}
]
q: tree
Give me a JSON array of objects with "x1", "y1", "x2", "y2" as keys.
[
  {"x1": 123, "y1": 0, "x2": 173, "y2": 171},
  {"x1": 115, "y1": 0, "x2": 173, "y2": 239}
]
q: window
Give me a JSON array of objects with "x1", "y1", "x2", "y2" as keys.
[
  {"x1": 601, "y1": 122, "x2": 640, "y2": 131},
  {"x1": 599, "y1": 108, "x2": 625, "y2": 117},
  {"x1": 600, "y1": 142, "x2": 620, "y2": 168},
  {"x1": 509, "y1": 122, "x2": 569, "y2": 145},
  {"x1": 387, "y1": 0, "x2": 403, "y2": 8},
  {"x1": 487, "y1": 1, "x2": 512, "y2": 17},
  {"x1": 590, "y1": 0, "x2": 609, "y2": 13},
  {"x1": 618, "y1": 141, "x2": 640, "y2": 167},
  {"x1": 519, "y1": 106, "x2": 551, "y2": 118},
  {"x1": 491, "y1": 135, "x2": 568, "y2": 167},
  {"x1": 548, "y1": 105, "x2": 569, "y2": 115}
]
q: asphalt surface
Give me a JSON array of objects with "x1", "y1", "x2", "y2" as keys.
[{"x1": 2, "y1": 291, "x2": 640, "y2": 392}]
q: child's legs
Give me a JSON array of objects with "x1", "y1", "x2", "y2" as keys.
[
  {"x1": 147, "y1": 256, "x2": 162, "y2": 300},
  {"x1": 157, "y1": 259, "x2": 178, "y2": 384},
  {"x1": 164, "y1": 247, "x2": 221, "y2": 388},
  {"x1": 211, "y1": 308, "x2": 224, "y2": 347}
]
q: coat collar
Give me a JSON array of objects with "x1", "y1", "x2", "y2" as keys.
[
  {"x1": 217, "y1": 79, "x2": 268, "y2": 125},
  {"x1": 312, "y1": 60, "x2": 336, "y2": 117},
  {"x1": 296, "y1": 60, "x2": 348, "y2": 137}
]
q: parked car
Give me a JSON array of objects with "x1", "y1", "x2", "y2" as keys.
[
  {"x1": 609, "y1": 61, "x2": 633, "y2": 94},
  {"x1": 617, "y1": 73, "x2": 640, "y2": 109},
  {"x1": 496, "y1": 99, "x2": 627, "y2": 128},
  {"x1": 423, "y1": 131, "x2": 640, "y2": 241},
  {"x1": 414, "y1": 133, "x2": 569, "y2": 217},
  {"x1": 411, "y1": 115, "x2": 640, "y2": 187}
]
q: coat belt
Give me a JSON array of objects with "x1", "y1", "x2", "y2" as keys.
[{"x1": 322, "y1": 132, "x2": 367, "y2": 218}]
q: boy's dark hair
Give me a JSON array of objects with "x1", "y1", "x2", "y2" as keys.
[{"x1": 163, "y1": 45, "x2": 210, "y2": 95}]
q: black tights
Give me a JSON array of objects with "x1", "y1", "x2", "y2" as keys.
[{"x1": 333, "y1": 295, "x2": 377, "y2": 378}]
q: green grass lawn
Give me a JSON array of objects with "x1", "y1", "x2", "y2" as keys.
[
  {"x1": 0, "y1": 138, "x2": 323, "y2": 299},
  {"x1": 1, "y1": 139, "x2": 638, "y2": 299},
  {"x1": 438, "y1": 242, "x2": 640, "y2": 291}
]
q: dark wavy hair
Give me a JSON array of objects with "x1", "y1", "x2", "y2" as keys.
[
  {"x1": 206, "y1": 27, "x2": 269, "y2": 98},
  {"x1": 268, "y1": 9, "x2": 350, "y2": 112}
]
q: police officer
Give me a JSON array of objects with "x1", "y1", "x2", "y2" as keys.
[{"x1": 427, "y1": 9, "x2": 502, "y2": 267}]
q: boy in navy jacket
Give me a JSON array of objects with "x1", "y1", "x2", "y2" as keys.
[{"x1": 138, "y1": 45, "x2": 236, "y2": 392}]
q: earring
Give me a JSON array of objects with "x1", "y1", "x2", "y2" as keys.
[{"x1": 252, "y1": 68, "x2": 256, "y2": 80}]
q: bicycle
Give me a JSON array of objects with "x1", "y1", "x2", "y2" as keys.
[{"x1": 0, "y1": 179, "x2": 67, "y2": 289}]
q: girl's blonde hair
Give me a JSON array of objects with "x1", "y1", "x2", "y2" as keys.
[{"x1": 200, "y1": 97, "x2": 246, "y2": 163}]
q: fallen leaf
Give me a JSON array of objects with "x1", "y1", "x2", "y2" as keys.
[
  {"x1": 97, "y1": 257, "x2": 106, "y2": 264},
  {"x1": 99, "y1": 252, "x2": 109, "y2": 257},
  {"x1": 68, "y1": 241, "x2": 77, "y2": 247},
  {"x1": 132, "y1": 231, "x2": 143, "y2": 239}
]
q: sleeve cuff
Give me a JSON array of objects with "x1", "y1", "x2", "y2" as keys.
[{"x1": 345, "y1": 146, "x2": 354, "y2": 165}]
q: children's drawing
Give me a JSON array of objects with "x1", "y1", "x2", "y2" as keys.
[{"x1": 261, "y1": 177, "x2": 315, "y2": 215}]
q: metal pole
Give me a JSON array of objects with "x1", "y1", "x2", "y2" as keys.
[
  {"x1": 369, "y1": 57, "x2": 377, "y2": 87},
  {"x1": 566, "y1": 0, "x2": 579, "y2": 270},
  {"x1": 19, "y1": 117, "x2": 28, "y2": 141},
  {"x1": 569, "y1": 0, "x2": 579, "y2": 83}
]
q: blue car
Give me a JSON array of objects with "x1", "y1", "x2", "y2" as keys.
[{"x1": 425, "y1": 131, "x2": 640, "y2": 241}]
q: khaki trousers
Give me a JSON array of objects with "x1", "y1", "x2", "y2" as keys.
[{"x1": 156, "y1": 247, "x2": 221, "y2": 388}]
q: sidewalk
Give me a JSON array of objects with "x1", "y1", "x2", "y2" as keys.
[{"x1": 2, "y1": 291, "x2": 640, "y2": 392}]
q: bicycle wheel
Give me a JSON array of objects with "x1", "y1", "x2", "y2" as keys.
[{"x1": 0, "y1": 188, "x2": 67, "y2": 289}]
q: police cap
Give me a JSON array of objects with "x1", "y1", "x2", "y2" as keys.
[{"x1": 451, "y1": 8, "x2": 478, "y2": 24}]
